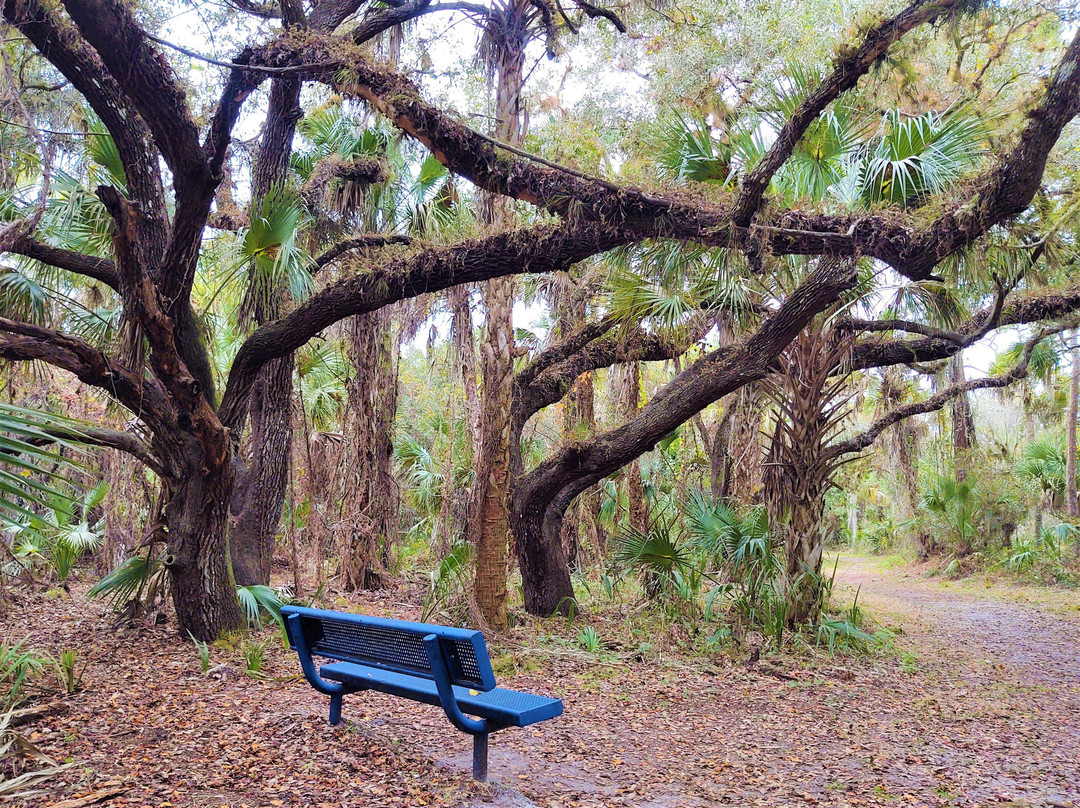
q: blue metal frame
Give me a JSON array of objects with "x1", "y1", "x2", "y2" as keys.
[
  {"x1": 285, "y1": 613, "x2": 360, "y2": 726},
  {"x1": 422, "y1": 634, "x2": 492, "y2": 781}
]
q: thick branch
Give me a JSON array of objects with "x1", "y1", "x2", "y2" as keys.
[
  {"x1": 253, "y1": 28, "x2": 1080, "y2": 281},
  {"x1": 312, "y1": 234, "x2": 414, "y2": 272},
  {"x1": 97, "y1": 188, "x2": 229, "y2": 471},
  {"x1": 513, "y1": 317, "x2": 712, "y2": 432},
  {"x1": 514, "y1": 258, "x2": 858, "y2": 513},
  {"x1": 25, "y1": 426, "x2": 163, "y2": 476},
  {"x1": 850, "y1": 283, "x2": 1080, "y2": 371},
  {"x1": 828, "y1": 323, "x2": 1071, "y2": 461},
  {"x1": 514, "y1": 317, "x2": 617, "y2": 392},
  {"x1": 59, "y1": 0, "x2": 210, "y2": 189},
  {"x1": 219, "y1": 221, "x2": 633, "y2": 428},
  {"x1": 4, "y1": 236, "x2": 118, "y2": 289},
  {"x1": 0, "y1": 319, "x2": 176, "y2": 441}
]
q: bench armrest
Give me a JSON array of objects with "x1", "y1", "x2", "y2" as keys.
[
  {"x1": 287, "y1": 613, "x2": 349, "y2": 696},
  {"x1": 422, "y1": 634, "x2": 488, "y2": 736}
]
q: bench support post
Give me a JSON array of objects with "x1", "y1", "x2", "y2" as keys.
[
  {"x1": 472, "y1": 731, "x2": 489, "y2": 782},
  {"x1": 329, "y1": 692, "x2": 343, "y2": 726}
]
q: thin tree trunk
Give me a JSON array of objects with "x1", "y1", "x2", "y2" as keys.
[
  {"x1": 950, "y1": 354, "x2": 976, "y2": 479},
  {"x1": 618, "y1": 362, "x2": 648, "y2": 532},
  {"x1": 727, "y1": 386, "x2": 764, "y2": 505},
  {"x1": 472, "y1": 7, "x2": 528, "y2": 629},
  {"x1": 559, "y1": 280, "x2": 598, "y2": 568},
  {"x1": 230, "y1": 354, "x2": 292, "y2": 584},
  {"x1": 1067, "y1": 334, "x2": 1078, "y2": 517},
  {"x1": 451, "y1": 286, "x2": 482, "y2": 455},
  {"x1": 338, "y1": 308, "x2": 398, "y2": 589},
  {"x1": 228, "y1": 75, "x2": 303, "y2": 585}
]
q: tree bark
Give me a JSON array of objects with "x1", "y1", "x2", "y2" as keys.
[
  {"x1": 228, "y1": 74, "x2": 303, "y2": 585},
  {"x1": 165, "y1": 453, "x2": 245, "y2": 641},
  {"x1": 472, "y1": 2, "x2": 528, "y2": 629},
  {"x1": 338, "y1": 308, "x2": 398, "y2": 589},
  {"x1": 617, "y1": 362, "x2": 648, "y2": 532},
  {"x1": 559, "y1": 283, "x2": 600, "y2": 568},
  {"x1": 230, "y1": 355, "x2": 293, "y2": 585},
  {"x1": 949, "y1": 354, "x2": 977, "y2": 479},
  {"x1": 761, "y1": 321, "x2": 859, "y2": 627},
  {"x1": 726, "y1": 387, "x2": 764, "y2": 505},
  {"x1": 1067, "y1": 333, "x2": 1078, "y2": 517}
]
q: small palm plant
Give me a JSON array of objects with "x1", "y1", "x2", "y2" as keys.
[
  {"x1": 612, "y1": 514, "x2": 694, "y2": 601},
  {"x1": 6, "y1": 480, "x2": 108, "y2": 587},
  {"x1": 1016, "y1": 435, "x2": 1073, "y2": 510}
]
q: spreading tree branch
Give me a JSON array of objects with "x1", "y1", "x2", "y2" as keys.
[
  {"x1": 827, "y1": 322, "x2": 1075, "y2": 461},
  {"x1": 4, "y1": 237, "x2": 119, "y2": 289},
  {"x1": 0, "y1": 318, "x2": 176, "y2": 441},
  {"x1": 23, "y1": 426, "x2": 164, "y2": 477},
  {"x1": 850, "y1": 283, "x2": 1080, "y2": 371},
  {"x1": 312, "y1": 235, "x2": 414, "y2": 272},
  {"x1": 249, "y1": 26, "x2": 1080, "y2": 281},
  {"x1": 514, "y1": 258, "x2": 859, "y2": 511},
  {"x1": 219, "y1": 221, "x2": 634, "y2": 429},
  {"x1": 59, "y1": 0, "x2": 211, "y2": 189}
]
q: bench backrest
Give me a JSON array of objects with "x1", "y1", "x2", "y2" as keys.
[{"x1": 280, "y1": 606, "x2": 498, "y2": 691}]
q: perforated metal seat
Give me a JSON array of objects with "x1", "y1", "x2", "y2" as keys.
[{"x1": 320, "y1": 661, "x2": 564, "y2": 727}]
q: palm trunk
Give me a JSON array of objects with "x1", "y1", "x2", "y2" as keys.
[
  {"x1": 338, "y1": 309, "x2": 399, "y2": 589},
  {"x1": 762, "y1": 322, "x2": 855, "y2": 627},
  {"x1": 1067, "y1": 334, "x2": 1078, "y2": 518},
  {"x1": 475, "y1": 274, "x2": 515, "y2": 628},
  {"x1": 472, "y1": 6, "x2": 528, "y2": 629}
]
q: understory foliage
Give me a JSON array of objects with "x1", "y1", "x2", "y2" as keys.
[{"x1": 606, "y1": 491, "x2": 872, "y2": 653}]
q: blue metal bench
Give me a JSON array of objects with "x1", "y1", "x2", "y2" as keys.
[{"x1": 281, "y1": 605, "x2": 563, "y2": 781}]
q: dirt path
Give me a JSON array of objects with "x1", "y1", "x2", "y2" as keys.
[
  {"x1": 838, "y1": 556, "x2": 1080, "y2": 689},
  {"x1": 828, "y1": 556, "x2": 1080, "y2": 806},
  {"x1": 9, "y1": 561, "x2": 1080, "y2": 808},
  {"x1": 459, "y1": 557, "x2": 1080, "y2": 808}
]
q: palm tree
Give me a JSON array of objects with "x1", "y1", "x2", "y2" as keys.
[{"x1": 1015, "y1": 433, "x2": 1078, "y2": 536}]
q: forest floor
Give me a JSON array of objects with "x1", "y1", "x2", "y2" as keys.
[{"x1": 4, "y1": 555, "x2": 1079, "y2": 808}]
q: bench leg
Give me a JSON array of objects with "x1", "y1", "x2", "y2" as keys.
[
  {"x1": 329, "y1": 692, "x2": 343, "y2": 726},
  {"x1": 472, "y1": 732, "x2": 489, "y2": 782}
]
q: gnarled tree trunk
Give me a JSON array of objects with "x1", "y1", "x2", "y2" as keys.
[{"x1": 166, "y1": 457, "x2": 245, "y2": 640}]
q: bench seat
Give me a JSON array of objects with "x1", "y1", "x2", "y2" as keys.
[{"x1": 321, "y1": 661, "x2": 563, "y2": 728}]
